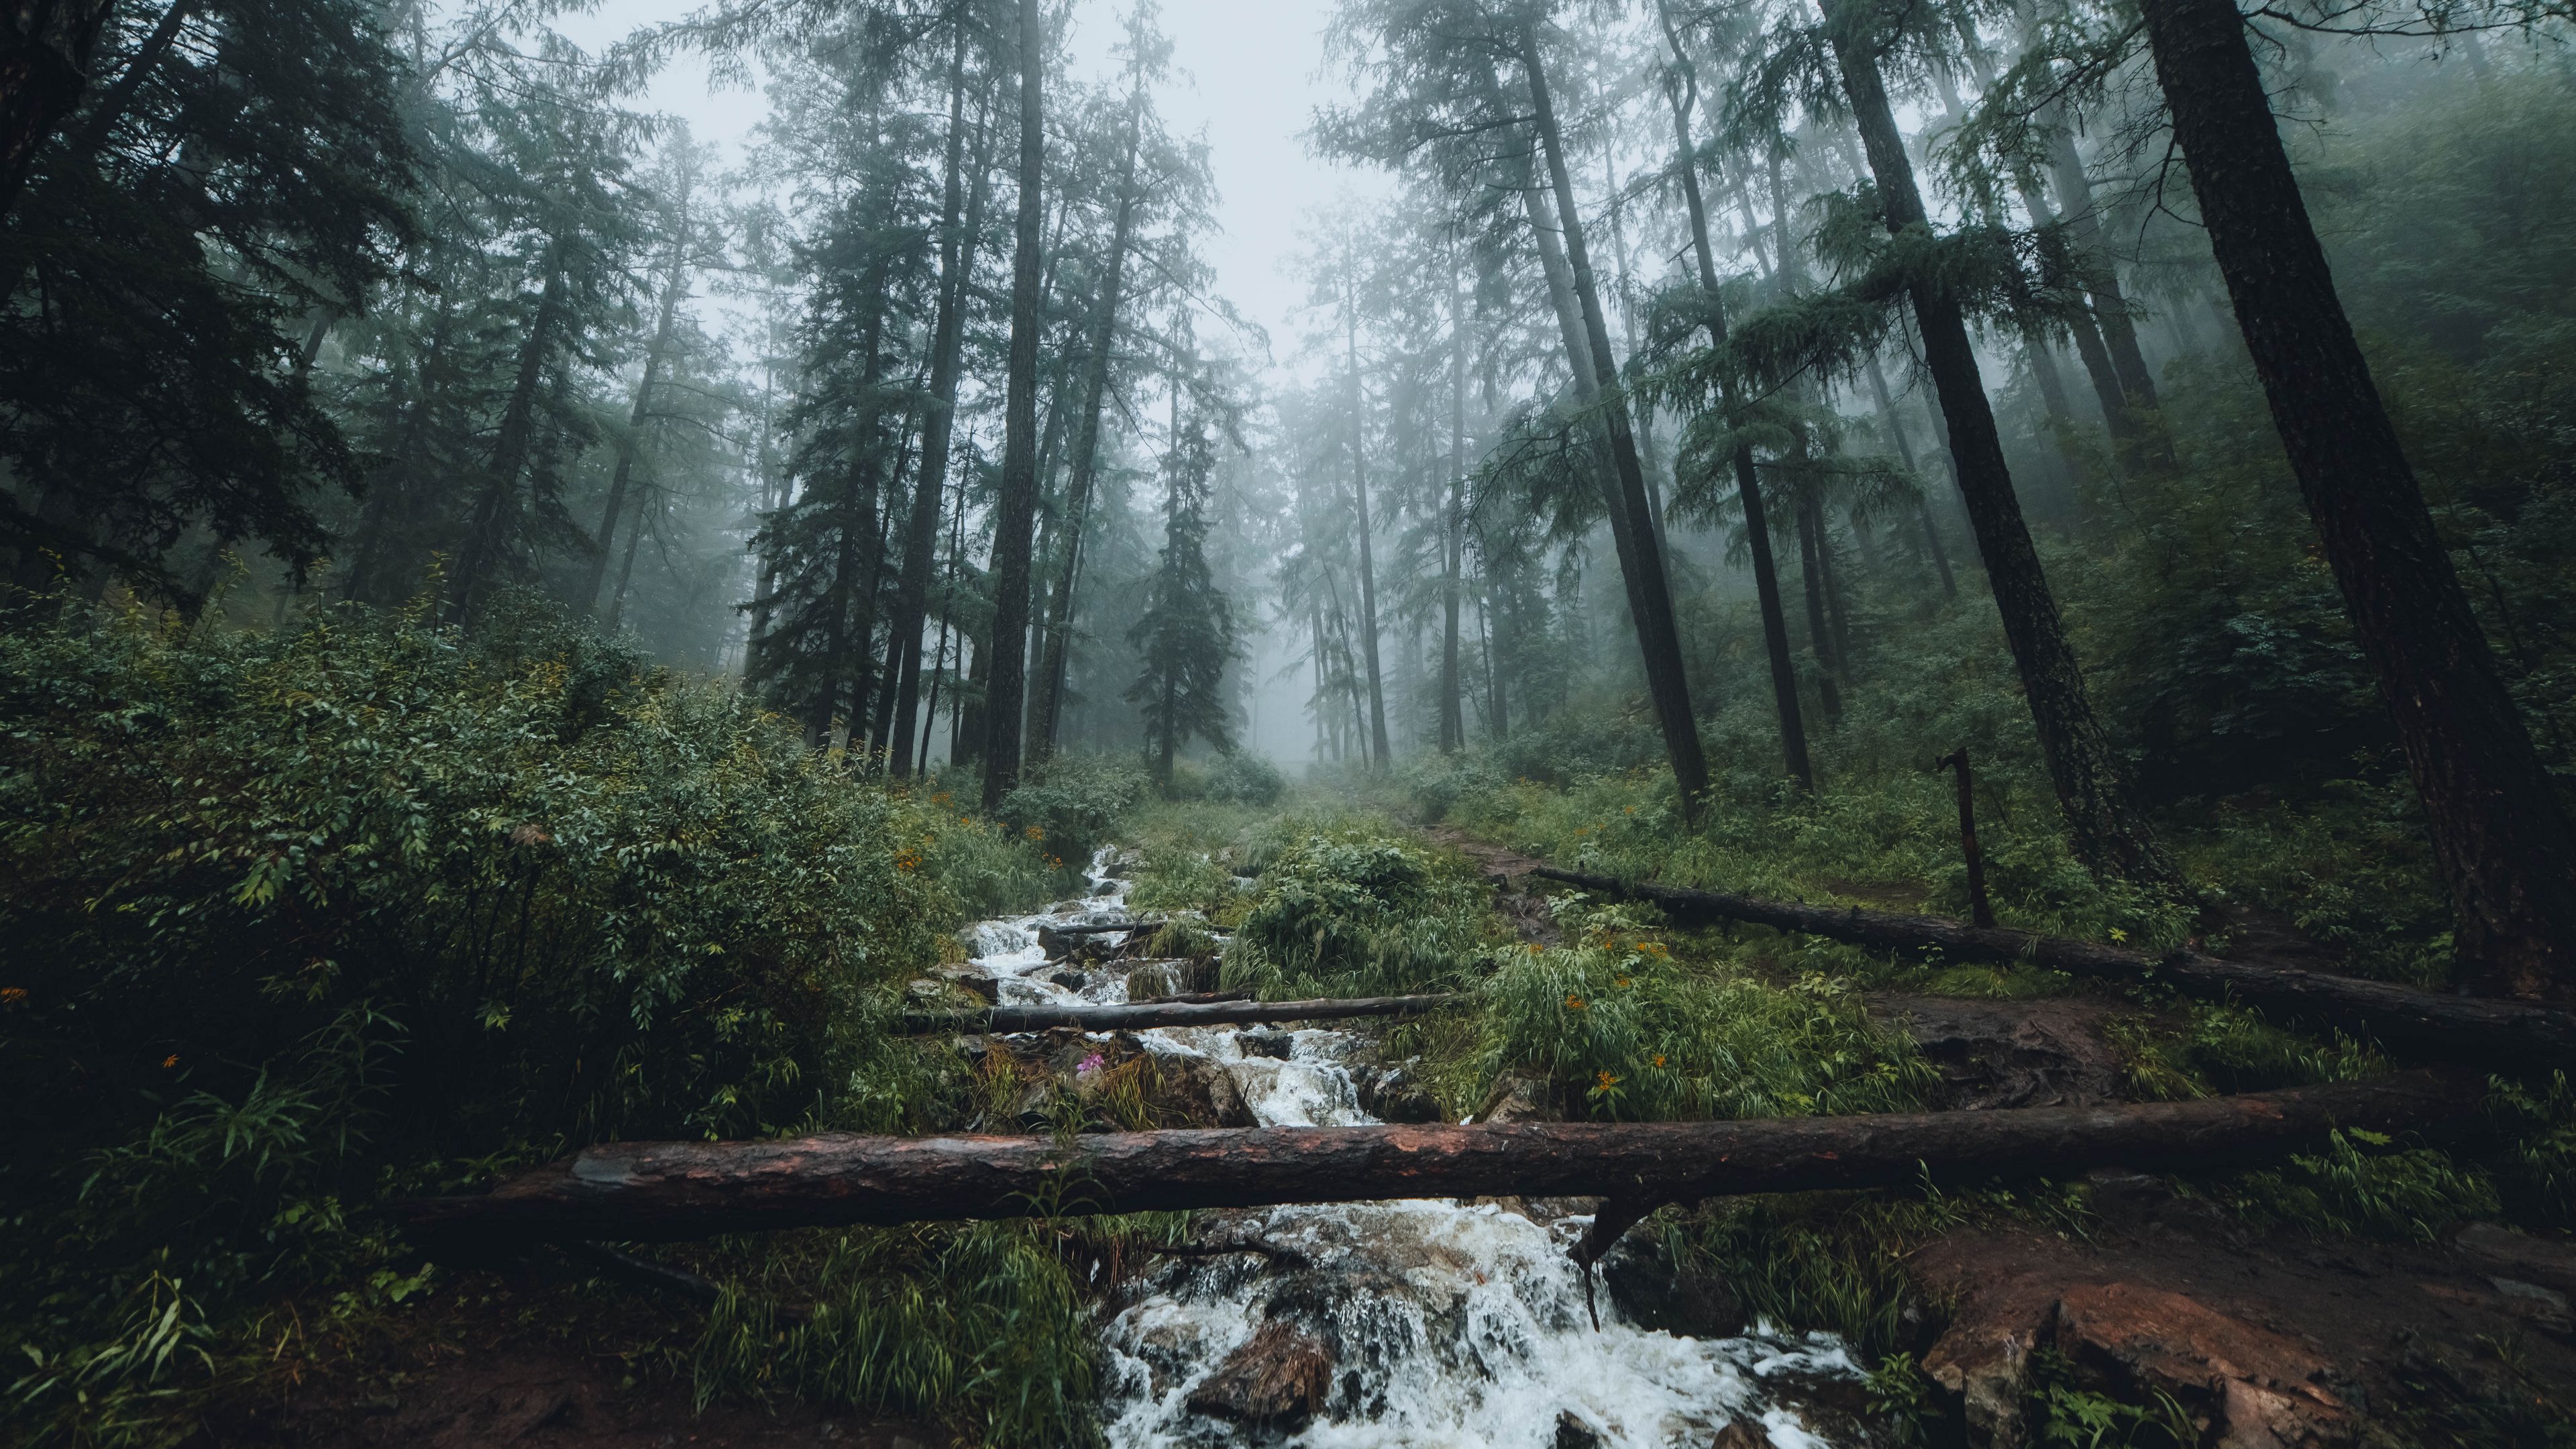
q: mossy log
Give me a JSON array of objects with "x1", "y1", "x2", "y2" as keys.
[
  {"x1": 394, "y1": 1073, "x2": 2475, "y2": 1247},
  {"x1": 1532, "y1": 865, "x2": 2576, "y2": 1066},
  {"x1": 896, "y1": 993, "x2": 1460, "y2": 1035}
]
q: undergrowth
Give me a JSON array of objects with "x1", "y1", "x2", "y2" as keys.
[{"x1": 0, "y1": 598, "x2": 1094, "y2": 1448}]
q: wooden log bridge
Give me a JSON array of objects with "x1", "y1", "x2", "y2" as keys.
[
  {"x1": 393, "y1": 1073, "x2": 2475, "y2": 1248},
  {"x1": 1534, "y1": 865, "x2": 2576, "y2": 1068},
  {"x1": 896, "y1": 993, "x2": 1460, "y2": 1035}
]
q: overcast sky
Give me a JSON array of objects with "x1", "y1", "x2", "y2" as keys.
[{"x1": 559, "y1": 0, "x2": 1383, "y2": 368}]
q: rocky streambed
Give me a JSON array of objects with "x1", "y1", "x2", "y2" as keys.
[{"x1": 936, "y1": 848, "x2": 1875, "y2": 1449}]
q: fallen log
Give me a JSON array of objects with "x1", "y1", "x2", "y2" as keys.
[
  {"x1": 896, "y1": 993, "x2": 1460, "y2": 1035},
  {"x1": 1532, "y1": 865, "x2": 2576, "y2": 1067},
  {"x1": 393, "y1": 1072, "x2": 2475, "y2": 1247}
]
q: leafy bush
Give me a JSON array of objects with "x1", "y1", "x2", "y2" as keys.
[
  {"x1": 1201, "y1": 749, "x2": 1285, "y2": 806},
  {"x1": 1463, "y1": 896, "x2": 1935, "y2": 1122},
  {"x1": 0, "y1": 600, "x2": 1076, "y2": 1445},
  {"x1": 1221, "y1": 818, "x2": 1496, "y2": 998},
  {"x1": 994, "y1": 752, "x2": 1148, "y2": 871}
]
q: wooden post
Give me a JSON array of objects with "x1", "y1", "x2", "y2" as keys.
[{"x1": 1934, "y1": 747, "x2": 1995, "y2": 926}]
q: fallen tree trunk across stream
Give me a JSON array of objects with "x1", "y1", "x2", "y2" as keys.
[
  {"x1": 1534, "y1": 865, "x2": 2576, "y2": 1067},
  {"x1": 896, "y1": 993, "x2": 1461, "y2": 1035},
  {"x1": 394, "y1": 1072, "x2": 2475, "y2": 1248}
]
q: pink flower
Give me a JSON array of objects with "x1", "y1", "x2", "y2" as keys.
[{"x1": 1076, "y1": 1053, "x2": 1106, "y2": 1077}]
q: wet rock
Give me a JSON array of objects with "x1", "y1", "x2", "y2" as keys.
[
  {"x1": 1600, "y1": 1234, "x2": 1745, "y2": 1338},
  {"x1": 2483, "y1": 1277, "x2": 2573, "y2": 1336},
  {"x1": 1185, "y1": 1322, "x2": 1331, "y2": 1426},
  {"x1": 1145, "y1": 1051, "x2": 1255, "y2": 1128},
  {"x1": 1091, "y1": 877, "x2": 1120, "y2": 897},
  {"x1": 2055, "y1": 1281, "x2": 2351, "y2": 1448},
  {"x1": 1553, "y1": 1409, "x2": 1603, "y2": 1449},
  {"x1": 1922, "y1": 1277, "x2": 2063, "y2": 1449},
  {"x1": 2454, "y1": 1221, "x2": 2576, "y2": 1296},
  {"x1": 1102, "y1": 847, "x2": 1144, "y2": 879},
  {"x1": 1125, "y1": 961, "x2": 1187, "y2": 1000},
  {"x1": 945, "y1": 972, "x2": 1000, "y2": 1004},
  {"x1": 1048, "y1": 968, "x2": 1087, "y2": 991},
  {"x1": 1711, "y1": 1422, "x2": 1766, "y2": 1449},
  {"x1": 1474, "y1": 1073, "x2": 1559, "y2": 1123},
  {"x1": 1238, "y1": 1029, "x2": 1294, "y2": 1061},
  {"x1": 1930, "y1": 1280, "x2": 2355, "y2": 1449},
  {"x1": 1352, "y1": 1063, "x2": 1442, "y2": 1123}
]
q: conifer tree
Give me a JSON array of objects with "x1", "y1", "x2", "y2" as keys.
[{"x1": 1127, "y1": 405, "x2": 1238, "y2": 791}]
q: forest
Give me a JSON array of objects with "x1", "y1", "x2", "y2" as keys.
[{"x1": 3, "y1": 0, "x2": 2575, "y2": 1443}]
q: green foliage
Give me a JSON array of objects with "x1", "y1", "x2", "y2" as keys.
[
  {"x1": 1220, "y1": 818, "x2": 1496, "y2": 998},
  {"x1": 2220, "y1": 1130, "x2": 2499, "y2": 1244},
  {"x1": 0, "y1": 602, "x2": 1065, "y2": 1446},
  {"x1": 2023, "y1": 1348, "x2": 2195, "y2": 1449},
  {"x1": 994, "y1": 753, "x2": 1150, "y2": 874},
  {"x1": 689, "y1": 1221, "x2": 1109, "y2": 1448},
  {"x1": 1201, "y1": 749, "x2": 1285, "y2": 806},
  {"x1": 2488, "y1": 1071, "x2": 2576, "y2": 1232},
  {"x1": 1462, "y1": 896, "x2": 1935, "y2": 1122},
  {"x1": 2102, "y1": 1002, "x2": 2387, "y2": 1102}
]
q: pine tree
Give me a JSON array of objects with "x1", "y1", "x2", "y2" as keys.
[{"x1": 1127, "y1": 407, "x2": 1238, "y2": 791}]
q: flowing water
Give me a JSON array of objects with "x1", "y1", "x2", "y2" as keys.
[{"x1": 951, "y1": 848, "x2": 1868, "y2": 1449}]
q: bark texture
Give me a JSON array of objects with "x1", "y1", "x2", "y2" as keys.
[
  {"x1": 394, "y1": 1075, "x2": 2477, "y2": 1246},
  {"x1": 2139, "y1": 0, "x2": 2576, "y2": 999}
]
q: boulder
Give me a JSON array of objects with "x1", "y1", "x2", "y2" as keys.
[
  {"x1": 1925, "y1": 1279, "x2": 2356, "y2": 1449},
  {"x1": 1474, "y1": 1073, "x2": 1558, "y2": 1124},
  {"x1": 1185, "y1": 1322, "x2": 1331, "y2": 1426},
  {"x1": 1600, "y1": 1234, "x2": 1746, "y2": 1338}
]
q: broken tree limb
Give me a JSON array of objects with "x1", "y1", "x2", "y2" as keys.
[
  {"x1": 896, "y1": 993, "x2": 1460, "y2": 1035},
  {"x1": 392, "y1": 1073, "x2": 2476, "y2": 1248},
  {"x1": 1532, "y1": 865, "x2": 2576, "y2": 1067}
]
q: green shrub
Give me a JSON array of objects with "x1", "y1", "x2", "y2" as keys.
[
  {"x1": 0, "y1": 600, "x2": 1067, "y2": 1446},
  {"x1": 994, "y1": 752, "x2": 1148, "y2": 870},
  {"x1": 1202, "y1": 749, "x2": 1285, "y2": 806},
  {"x1": 1221, "y1": 820, "x2": 1495, "y2": 998},
  {"x1": 1465, "y1": 896, "x2": 1935, "y2": 1122}
]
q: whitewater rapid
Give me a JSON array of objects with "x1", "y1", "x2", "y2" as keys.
[{"x1": 951, "y1": 847, "x2": 1867, "y2": 1449}]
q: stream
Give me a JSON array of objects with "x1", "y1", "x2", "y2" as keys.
[{"x1": 947, "y1": 847, "x2": 1870, "y2": 1449}]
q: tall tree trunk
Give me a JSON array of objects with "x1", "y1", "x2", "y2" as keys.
[
  {"x1": 920, "y1": 477, "x2": 967, "y2": 775},
  {"x1": 2139, "y1": 0, "x2": 2576, "y2": 997},
  {"x1": 1440, "y1": 250, "x2": 1468, "y2": 755},
  {"x1": 1345, "y1": 290, "x2": 1393, "y2": 771},
  {"x1": 1517, "y1": 28, "x2": 1710, "y2": 822},
  {"x1": 1032, "y1": 81, "x2": 1142, "y2": 764},
  {"x1": 1819, "y1": 0, "x2": 2175, "y2": 887},
  {"x1": 1796, "y1": 495, "x2": 1844, "y2": 727},
  {"x1": 1864, "y1": 354, "x2": 1959, "y2": 598},
  {"x1": 808, "y1": 287, "x2": 895, "y2": 748},
  {"x1": 2044, "y1": 123, "x2": 2159, "y2": 414},
  {"x1": 1659, "y1": 7, "x2": 1811, "y2": 790},
  {"x1": 887, "y1": 28, "x2": 987, "y2": 775},
  {"x1": 449, "y1": 239, "x2": 570, "y2": 624},
  {"x1": 585, "y1": 185, "x2": 693, "y2": 615},
  {"x1": 604, "y1": 491, "x2": 647, "y2": 633},
  {"x1": 979, "y1": 0, "x2": 1046, "y2": 811}
]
